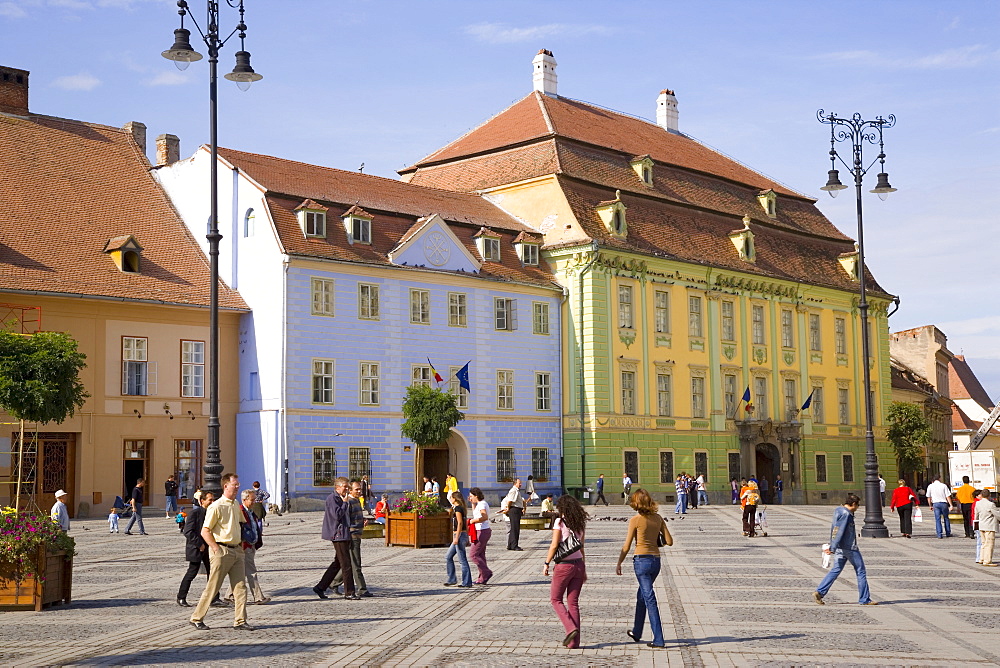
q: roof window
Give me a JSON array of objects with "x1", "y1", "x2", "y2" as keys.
[
  {"x1": 630, "y1": 155, "x2": 654, "y2": 186},
  {"x1": 596, "y1": 190, "x2": 628, "y2": 239},
  {"x1": 342, "y1": 205, "x2": 373, "y2": 245},
  {"x1": 513, "y1": 232, "x2": 541, "y2": 266},
  {"x1": 475, "y1": 227, "x2": 502, "y2": 262},
  {"x1": 729, "y1": 215, "x2": 755, "y2": 263},
  {"x1": 295, "y1": 199, "x2": 329, "y2": 238},
  {"x1": 104, "y1": 235, "x2": 144, "y2": 273},
  {"x1": 757, "y1": 189, "x2": 777, "y2": 219}
]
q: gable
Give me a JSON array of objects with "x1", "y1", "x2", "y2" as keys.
[{"x1": 388, "y1": 214, "x2": 482, "y2": 273}]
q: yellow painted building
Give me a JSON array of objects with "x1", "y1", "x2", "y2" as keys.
[{"x1": 0, "y1": 66, "x2": 245, "y2": 517}]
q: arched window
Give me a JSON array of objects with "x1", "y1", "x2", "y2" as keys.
[{"x1": 243, "y1": 208, "x2": 255, "y2": 238}]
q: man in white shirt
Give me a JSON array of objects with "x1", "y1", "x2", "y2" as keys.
[
  {"x1": 879, "y1": 475, "x2": 886, "y2": 507},
  {"x1": 926, "y1": 476, "x2": 955, "y2": 539},
  {"x1": 622, "y1": 474, "x2": 633, "y2": 501},
  {"x1": 503, "y1": 478, "x2": 526, "y2": 551},
  {"x1": 50, "y1": 489, "x2": 70, "y2": 532}
]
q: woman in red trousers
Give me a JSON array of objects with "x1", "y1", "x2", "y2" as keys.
[{"x1": 543, "y1": 495, "x2": 588, "y2": 649}]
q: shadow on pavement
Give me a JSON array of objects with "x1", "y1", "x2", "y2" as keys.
[
  {"x1": 77, "y1": 641, "x2": 333, "y2": 665},
  {"x1": 69, "y1": 598, "x2": 159, "y2": 609}
]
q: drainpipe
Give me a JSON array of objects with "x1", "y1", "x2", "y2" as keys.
[{"x1": 577, "y1": 241, "x2": 600, "y2": 490}]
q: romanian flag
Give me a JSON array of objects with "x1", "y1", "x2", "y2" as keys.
[
  {"x1": 742, "y1": 386, "x2": 753, "y2": 414},
  {"x1": 427, "y1": 358, "x2": 444, "y2": 384},
  {"x1": 801, "y1": 390, "x2": 815, "y2": 411}
]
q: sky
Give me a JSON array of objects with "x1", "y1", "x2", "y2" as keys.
[{"x1": 4, "y1": 0, "x2": 1000, "y2": 399}]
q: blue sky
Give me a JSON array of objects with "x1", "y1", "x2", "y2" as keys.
[{"x1": 4, "y1": 0, "x2": 1000, "y2": 399}]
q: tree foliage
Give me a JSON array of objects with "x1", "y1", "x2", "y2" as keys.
[
  {"x1": 400, "y1": 384, "x2": 464, "y2": 447},
  {"x1": 886, "y1": 401, "x2": 931, "y2": 477},
  {"x1": 0, "y1": 331, "x2": 89, "y2": 424}
]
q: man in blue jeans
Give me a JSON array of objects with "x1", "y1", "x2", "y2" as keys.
[
  {"x1": 813, "y1": 494, "x2": 877, "y2": 605},
  {"x1": 926, "y1": 476, "x2": 955, "y2": 539}
]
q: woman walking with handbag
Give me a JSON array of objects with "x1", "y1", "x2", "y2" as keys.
[
  {"x1": 444, "y1": 491, "x2": 473, "y2": 587},
  {"x1": 468, "y1": 487, "x2": 493, "y2": 585},
  {"x1": 890, "y1": 479, "x2": 919, "y2": 538},
  {"x1": 543, "y1": 495, "x2": 588, "y2": 649},
  {"x1": 616, "y1": 488, "x2": 672, "y2": 649}
]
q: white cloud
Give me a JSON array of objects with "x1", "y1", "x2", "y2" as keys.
[
  {"x1": 464, "y1": 22, "x2": 613, "y2": 45},
  {"x1": 146, "y1": 70, "x2": 189, "y2": 87},
  {"x1": 51, "y1": 72, "x2": 101, "y2": 91},
  {"x1": 49, "y1": 0, "x2": 92, "y2": 8},
  {"x1": 814, "y1": 45, "x2": 1000, "y2": 70},
  {"x1": 0, "y1": 2, "x2": 28, "y2": 17}
]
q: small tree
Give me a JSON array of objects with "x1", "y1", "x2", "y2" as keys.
[
  {"x1": 0, "y1": 331, "x2": 89, "y2": 509},
  {"x1": 400, "y1": 384, "x2": 464, "y2": 448},
  {"x1": 886, "y1": 401, "x2": 930, "y2": 479}
]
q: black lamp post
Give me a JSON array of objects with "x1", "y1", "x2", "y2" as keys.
[
  {"x1": 817, "y1": 110, "x2": 896, "y2": 538},
  {"x1": 162, "y1": 0, "x2": 262, "y2": 498}
]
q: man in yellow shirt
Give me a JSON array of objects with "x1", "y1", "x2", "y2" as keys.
[
  {"x1": 955, "y1": 476, "x2": 978, "y2": 539},
  {"x1": 189, "y1": 473, "x2": 252, "y2": 631}
]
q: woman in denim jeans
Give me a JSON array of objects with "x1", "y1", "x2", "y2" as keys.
[
  {"x1": 444, "y1": 491, "x2": 473, "y2": 587},
  {"x1": 616, "y1": 488, "x2": 672, "y2": 648},
  {"x1": 543, "y1": 495, "x2": 588, "y2": 649}
]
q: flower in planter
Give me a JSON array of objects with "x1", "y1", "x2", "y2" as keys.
[
  {"x1": 0, "y1": 507, "x2": 76, "y2": 584},
  {"x1": 389, "y1": 491, "x2": 445, "y2": 519}
]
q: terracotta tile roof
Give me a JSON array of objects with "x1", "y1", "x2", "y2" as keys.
[
  {"x1": 0, "y1": 112, "x2": 245, "y2": 310},
  {"x1": 342, "y1": 204, "x2": 373, "y2": 219},
  {"x1": 953, "y1": 403, "x2": 980, "y2": 431},
  {"x1": 216, "y1": 149, "x2": 557, "y2": 288},
  {"x1": 513, "y1": 231, "x2": 542, "y2": 244},
  {"x1": 559, "y1": 179, "x2": 889, "y2": 295},
  {"x1": 295, "y1": 199, "x2": 328, "y2": 211},
  {"x1": 891, "y1": 356, "x2": 933, "y2": 394},
  {"x1": 949, "y1": 355, "x2": 994, "y2": 407}
]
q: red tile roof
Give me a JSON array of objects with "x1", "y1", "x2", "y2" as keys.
[
  {"x1": 0, "y1": 112, "x2": 245, "y2": 310},
  {"x1": 949, "y1": 355, "x2": 995, "y2": 408}
]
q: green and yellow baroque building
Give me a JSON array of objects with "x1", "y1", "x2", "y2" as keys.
[{"x1": 401, "y1": 81, "x2": 896, "y2": 504}]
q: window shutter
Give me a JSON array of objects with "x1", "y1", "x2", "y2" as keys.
[
  {"x1": 122, "y1": 360, "x2": 129, "y2": 395},
  {"x1": 509, "y1": 299, "x2": 518, "y2": 331},
  {"x1": 146, "y1": 361, "x2": 157, "y2": 396}
]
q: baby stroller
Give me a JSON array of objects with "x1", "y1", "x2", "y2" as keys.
[
  {"x1": 754, "y1": 505, "x2": 768, "y2": 537},
  {"x1": 112, "y1": 495, "x2": 133, "y2": 519}
]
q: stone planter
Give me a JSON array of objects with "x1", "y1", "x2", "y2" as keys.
[
  {"x1": 385, "y1": 511, "x2": 450, "y2": 548},
  {"x1": 0, "y1": 548, "x2": 73, "y2": 611}
]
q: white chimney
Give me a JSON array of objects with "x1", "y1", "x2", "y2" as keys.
[
  {"x1": 656, "y1": 89, "x2": 679, "y2": 133},
  {"x1": 532, "y1": 49, "x2": 557, "y2": 96}
]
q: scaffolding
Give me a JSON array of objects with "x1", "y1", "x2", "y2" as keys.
[{"x1": 0, "y1": 420, "x2": 41, "y2": 513}]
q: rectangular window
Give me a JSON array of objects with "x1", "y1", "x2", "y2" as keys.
[
  {"x1": 522, "y1": 244, "x2": 539, "y2": 266},
  {"x1": 753, "y1": 376, "x2": 768, "y2": 419},
  {"x1": 688, "y1": 296, "x2": 703, "y2": 337},
  {"x1": 494, "y1": 298, "x2": 518, "y2": 331},
  {"x1": 496, "y1": 447, "x2": 514, "y2": 482},
  {"x1": 691, "y1": 376, "x2": 705, "y2": 418},
  {"x1": 621, "y1": 370, "x2": 636, "y2": 415},
  {"x1": 304, "y1": 211, "x2": 325, "y2": 237},
  {"x1": 448, "y1": 292, "x2": 467, "y2": 327},
  {"x1": 724, "y1": 373, "x2": 737, "y2": 418},
  {"x1": 349, "y1": 447, "x2": 371, "y2": 480},
  {"x1": 842, "y1": 453, "x2": 854, "y2": 483},
  {"x1": 497, "y1": 370, "x2": 514, "y2": 410},
  {"x1": 122, "y1": 336, "x2": 151, "y2": 396},
  {"x1": 535, "y1": 372, "x2": 551, "y2": 411},
  {"x1": 659, "y1": 451, "x2": 675, "y2": 484},
  {"x1": 358, "y1": 283, "x2": 379, "y2": 320},
  {"x1": 656, "y1": 373, "x2": 672, "y2": 416},
  {"x1": 812, "y1": 386, "x2": 824, "y2": 423},
  {"x1": 728, "y1": 452, "x2": 741, "y2": 484},
  {"x1": 311, "y1": 277, "x2": 335, "y2": 316},
  {"x1": 532, "y1": 302, "x2": 550, "y2": 335},
  {"x1": 312, "y1": 359, "x2": 335, "y2": 404},
  {"x1": 360, "y1": 362, "x2": 380, "y2": 406},
  {"x1": 449, "y1": 365, "x2": 469, "y2": 409},
  {"x1": 784, "y1": 378, "x2": 797, "y2": 419},
  {"x1": 313, "y1": 448, "x2": 336, "y2": 487},
  {"x1": 752, "y1": 305, "x2": 765, "y2": 345},
  {"x1": 410, "y1": 289, "x2": 430, "y2": 324},
  {"x1": 624, "y1": 451, "x2": 639, "y2": 484},
  {"x1": 483, "y1": 237, "x2": 501, "y2": 261},
  {"x1": 781, "y1": 309, "x2": 794, "y2": 348},
  {"x1": 695, "y1": 452, "x2": 708, "y2": 480},
  {"x1": 618, "y1": 285, "x2": 634, "y2": 329},
  {"x1": 351, "y1": 217, "x2": 371, "y2": 244},
  {"x1": 816, "y1": 454, "x2": 828, "y2": 483},
  {"x1": 174, "y1": 439, "x2": 202, "y2": 498},
  {"x1": 655, "y1": 290, "x2": 670, "y2": 334},
  {"x1": 181, "y1": 340, "x2": 205, "y2": 398},
  {"x1": 838, "y1": 388, "x2": 849, "y2": 425},
  {"x1": 809, "y1": 314, "x2": 821, "y2": 351},
  {"x1": 835, "y1": 317, "x2": 847, "y2": 354},
  {"x1": 721, "y1": 300, "x2": 735, "y2": 341},
  {"x1": 531, "y1": 447, "x2": 549, "y2": 482},
  {"x1": 411, "y1": 365, "x2": 432, "y2": 388}
]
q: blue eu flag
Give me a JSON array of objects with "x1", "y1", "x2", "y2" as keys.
[{"x1": 456, "y1": 362, "x2": 471, "y2": 393}]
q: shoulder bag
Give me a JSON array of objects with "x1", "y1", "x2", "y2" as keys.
[
  {"x1": 553, "y1": 524, "x2": 582, "y2": 563},
  {"x1": 656, "y1": 516, "x2": 668, "y2": 547}
]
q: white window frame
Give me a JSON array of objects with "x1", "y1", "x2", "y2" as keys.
[
  {"x1": 753, "y1": 376, "x2": 768, "y2": 419},
  {"x1": 448, "y1": 292, "x2": 467, "y2": 327},
  {"x1": 809, "y1": 314, "x2": 822, "y2": 351},
  {"x1": 618, "y1": 284, "x2": 634, "y2": 329},
  {"x1": 688, "y1": 296, "x2": 703, "y2": 338},
  {"x1": 621, "y1": 370, "x2": 636, "y2": 415},
  {"x1": 302, "y1": 210, "x2": 326, "y2": 237},
  {"x1": 657, "y1": 373, "x2": 672, "y2": 416},
  {"x1": 721, "y1": 300, "x2": 735, "y2": 341},
  {"x1": 351, "y1": 217, "x2": 371, "y2": 244},
  {"x1": 497, "y1": 370, "x2": 514, "y2": 410},
  {"x1": 410, "y1": 289, "x2": 430, "y2": 324},
  {"x1": 781, "y1": 309, "x2": 794, "y2": 348},
  {"x1": 654, "y1": 290, "x2": 670, "y2": 334},
  {"x1": 411, "y1": 364, "x2": 433, "y2": 388},
  {"x1": 532, "y1": 302, "x2": 550, "y2": 335},
  {"x1": 751, "y1": 304, "x2": 765, "y2": 345},
  {"x1": 494, "y1": 298, "x2": 517, "y2": 331},
  {"x1": 360, "y1": 362, "x2": 380, "y2": 406},
  {"x1": 535, "y1": 372, "x2": 551, "y2": 411},
  {"x1": 358, "y1": 283, "x2": 379, "y2": 320},
  {"x1": 691, "y1": 376, "x2": 705, "y2": 418},
  {"x1": 835, "y1": 317, "x2": 847, "y2": 354},
  {"x1": 312, "y1": 359, "x2": 335, "y2": 404},
  {"x1": 521, "y1": 243, "x2": 539, "y2": 266},
  {"x1": 311, "y1": 277, "x2": 335, "y2": 317},
  {"x1": 483, "y1": 237, "x2": 501, "y2": 261},
  {"x1": 181, "y1": 340, "x2": 205, "y2": 398},
  {"x1": 449, "y1": 365, "x2": 469, "y2": 409},
  {"x1": 122, "y1": 336, "x2": 154, "y2": 396},
  {"x1": 783, "y1": 378, "x2": 797, "y2": 419}
]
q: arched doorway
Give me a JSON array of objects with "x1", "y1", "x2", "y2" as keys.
[
  {"x1": 755, "y1": 443, "x2": 780, "y2": 504},
  {"x1": 446, "y1": 429, "x2": 471, "y2": 492}
]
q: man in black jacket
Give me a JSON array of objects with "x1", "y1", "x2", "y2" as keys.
[
  {"x1": 176, "y1": 491, "x2": 223, "y2": 607},
  {"x1": 312, "y1": 477, "x2": 358, "y2": 600},
  {"x1": 165, "y1": 475, "x2": 179, "y2": 518}
]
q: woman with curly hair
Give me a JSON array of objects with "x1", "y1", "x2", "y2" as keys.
[
  {"x1": 616, "y1": 488, "x2": 672, "y2": 649},
  {"x1": 543, "y1": 494, "x2": 588, "y2": 649}
]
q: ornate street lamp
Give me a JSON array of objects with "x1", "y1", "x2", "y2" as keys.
[
  {"x1": 162, "y1": 0, "x2": 262, "y2": 498},
  {"x1": 817, "y1": 110, "x2": 895, "y2": 538}
]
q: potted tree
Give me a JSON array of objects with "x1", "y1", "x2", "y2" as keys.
[
  {"x1": 0, "y1": 330, "x2": 87, "y2": 610},
  {"x1": 388, "y1": 385, "x2": 464, "y2": 548}
]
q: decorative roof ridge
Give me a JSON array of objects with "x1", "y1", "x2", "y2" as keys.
[
  {"x1": 474, "y1": 226, "x2": 501, "y2": 238},
  {"x1": 513, "y1": 231, "x2": 542, "y2": 243}
]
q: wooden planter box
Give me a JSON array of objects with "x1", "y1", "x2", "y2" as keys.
[
  {"x1": 385, "y1": 512, "x2": 451, "y2": 548},
  {"x1": 0, "y1": 548, "x2": 73, "y2": 611}
]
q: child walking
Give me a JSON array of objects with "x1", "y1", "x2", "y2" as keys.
[{"x1": 108, "y1": 507, "x2": 119, "y2": 533}]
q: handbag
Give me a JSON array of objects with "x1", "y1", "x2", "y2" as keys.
[
  {"x1": 656, "y1": 517, "x2": 669, "y2": 547},
  {"x1": 913, "y1": 506, "x2": 923, "y2": 523},
  {"x1": 553, "y1": 526, "x2": 582, "y2": 563}
]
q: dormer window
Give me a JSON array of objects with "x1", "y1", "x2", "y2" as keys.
[
  {"x1": 341, "y1": 205, "x2": 373, "y2": 245},
  {"x1": 630, "y1": 155, "x2": 654, "y2": 186},
  {"x1": 295, "y1": 199, "x2": 329, "y2": 238},
  {"x1": 513, "y1": 231, "x2": 541, "y2": 266},
  {"x1": 596, "y1": 190, "x2": 628, "y2": 239},
  {"x1": 757, "y1": 189, "x2": 777, "y2": 218},
  {"x1": 104, "y1": 235, "x2": 144, "y2": 273},
  {"x1": 838, "y1": 243, "x2": 860, "y2": 281},
  {"x1": 729, "y1": 215, "x2": 755, "y2": 263},
  {"x1": 475, "y1": 227, "x2": 502, "y2": 262}
]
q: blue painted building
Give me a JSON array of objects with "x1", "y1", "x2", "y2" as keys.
[{"x1": 156, "y1": 147, "x2": 563, "y2": 506}]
